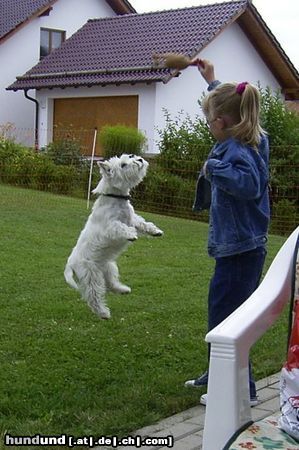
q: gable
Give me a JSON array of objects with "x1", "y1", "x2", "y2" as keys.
[{"x1": 237, "y1": 4, "x2": 299, "y2": 100}]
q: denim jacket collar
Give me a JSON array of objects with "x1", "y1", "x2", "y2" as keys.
[{"x1": 211, "y1": 137, "x2": 239, "y2": 157}]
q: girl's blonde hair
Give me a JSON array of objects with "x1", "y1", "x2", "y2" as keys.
[{"x1": 202, "y1": 82, "x2": 264, "y2": 149}]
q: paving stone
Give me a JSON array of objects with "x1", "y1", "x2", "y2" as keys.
[
  {"x1": 256, "y1": 372, "x2": 280, "y2": 389},
  {"x1": 257, "y1": 396, "x2": 280, "y2": 412},
  {"x1": 96, "y1": 374, "x2": 281, "y2": 450},
  {"x1": 257, "y1": 386, "x2": 279, "y2": 402},
  {"x1": 183, "y1": 413, "x2": 206, "y2": 428},
  {"x1": 168, "y1": 431, "x2": 203, "y2": 450},
  {"x1": 140, "y1": 422, "x2": 201, "y2": 441}
]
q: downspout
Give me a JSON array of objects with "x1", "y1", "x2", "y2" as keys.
[{"x1": 24, "y1": 89, "x2": 39, "y2": 150}]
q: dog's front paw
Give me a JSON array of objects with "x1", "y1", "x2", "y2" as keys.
[
  {"x1": 127, "y1": 227, "x2": 138, "y2": 241},
  {"x1": 111, "y1": 283, "x2": 131, "y2": 294},
  {"x1": 150, "y1": 227, "x2": 163, "y2": 237}
]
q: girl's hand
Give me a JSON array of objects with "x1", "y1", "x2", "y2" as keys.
[{"x1": 197, "y1": 59, "x2": 215, "y2": 85}]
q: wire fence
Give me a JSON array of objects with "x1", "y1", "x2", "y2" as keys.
[
  {"x1": 133, "y1": 156, "x2": 299, "y2": 236},
  {"x1": 0, "y1": 148, "x2": 298, "y2": 236}
]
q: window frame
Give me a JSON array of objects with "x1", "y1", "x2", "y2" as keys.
[{"x1": 40, "y1": 27, "x2": 66, "y2": 59}]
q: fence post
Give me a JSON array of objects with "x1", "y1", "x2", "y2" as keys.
[{"x1": 87, "y1": 128, "x2": 98, "y2": 209}]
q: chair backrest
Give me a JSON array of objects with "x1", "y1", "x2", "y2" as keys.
[{"x1": 202, "y1": 226, "x2": 299, "y2": 450}]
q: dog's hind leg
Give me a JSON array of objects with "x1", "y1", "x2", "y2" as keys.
[
  {"x1": 103, "y1": 261, "x2": 131, "y2": 294},
  {"x1": 78, "y1": 263, "x2": 111, "y2": 319}
]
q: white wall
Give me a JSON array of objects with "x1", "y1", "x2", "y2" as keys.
[
  {"x1": 0, "y1": 0, "x2": 115, "y2": 145},
  {"x1": 153, "y1": 22, "x2": 281, "y2": 151}
]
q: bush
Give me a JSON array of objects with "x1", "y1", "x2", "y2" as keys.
[
  {"x1": 157, "y1": 109, "x2": 214, "y2": 162},
  {"x1": 259, "y1": 87, "x2": 299, "y2": 234},
  {"x1": 42, "y1": 138, "x2": 84, "y2": 167},
  {"x1": 271, "y1": 199, "x2": 299, "y2": 235},
  {"x1": 153, "y1": 89, "x2": 299, "y2": 234},
  {"x1": 260, "y1": 86, "x2": 299, "y2": 146},
  {"x1": 0, "y1": 138, "x2": 82, "y2": 195},
  {"x1": 134, "y1": 163, "x2": 197, "y2": 219},
  {"x1": 99, "y1": 125, "x2": 146, "y2": 158}
]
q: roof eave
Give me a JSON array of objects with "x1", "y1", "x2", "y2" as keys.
[
  {"x1": 7, "y1": 70, "x2": 169, "y2": 91},
  {"x1": 7, "y1": 80, "x2": 165, "y2": 91},
  {"x1": 0, "y1": 0, "x2": 58, "y2": 44},
  {"x1": 237, "y1": 4, "x2": 299, "y2": 99},
  {"x1": 105, "y1": 0, "x2": 136, "y2": 15}
]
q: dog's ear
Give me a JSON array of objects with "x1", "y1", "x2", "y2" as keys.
[{"x1": 98, "y1": 160, "x2": 112, "y2": 177}]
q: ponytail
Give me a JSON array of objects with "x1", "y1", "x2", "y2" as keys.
[
  {"x1": 231, "y1": 83, "x2": 264, "y2": 148},
  {"x1": 202, "y1": 82, "x2": 264, "y2": 149}
]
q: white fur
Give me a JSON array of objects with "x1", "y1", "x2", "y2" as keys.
[{"x1": 64, "y1": 154, "x2": 163, "y2": 319}]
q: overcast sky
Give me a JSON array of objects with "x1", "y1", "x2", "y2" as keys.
[{"x1": 130, "y1": 0, "x2": 299, "y2": 71}]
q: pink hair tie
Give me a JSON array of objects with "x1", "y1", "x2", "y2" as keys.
[{"x1": 236, "y1": 82, "x2": 248, "y2": 95}]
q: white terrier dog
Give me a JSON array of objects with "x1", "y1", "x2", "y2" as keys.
[{"x1": 64, "y1": 154, "x2": 163, "y2": 319}]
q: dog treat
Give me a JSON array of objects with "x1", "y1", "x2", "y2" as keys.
[{"x1": 152, "y1": 52, "x2": 204, "y2": 70}]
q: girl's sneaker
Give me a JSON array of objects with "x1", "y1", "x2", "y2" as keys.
[{"x1": 184, "y1": 371, "x2": 209, "y2": 387}]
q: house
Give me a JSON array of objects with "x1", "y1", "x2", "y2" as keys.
[
  {"x1": 0, "y1": 0, "x2": 135, "y2": 146},
  {"x1": 7, "y1": 0, "x2": 299, "y2": 154}
]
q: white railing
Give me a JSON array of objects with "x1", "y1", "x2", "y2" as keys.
[{"x1": 202, "y1": 225, "x2": 299, "y2": 450}]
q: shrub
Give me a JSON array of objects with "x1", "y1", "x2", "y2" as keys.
[
  {"x1": 157, "y1": 109, "x2": 214, "y2": 163},
  {"x1": 42, "y1": 138, "x2": 84, "y2": 167},
  {"x1": 134, "y1": 163, "x2": 196, "y2": 219},
  {"x1": 0, "y1": 138, "x2": 81, "y2": 195},
  {"x1": 271, "y1": 199, "x2": 299, "y2": 235},
  {"x1": 0, "y1": 139, "x2": 36, "y2": 185},
  {"x1": 259, "y1": 86, "x2": 299, "y2": 147},
  {"x1": 99, "y1": 125, "x2": 146, "y2": 158}
]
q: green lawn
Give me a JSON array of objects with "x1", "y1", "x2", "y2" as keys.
[{"x1": 0, "y1": 184, "x2": 287, "y2": 443}]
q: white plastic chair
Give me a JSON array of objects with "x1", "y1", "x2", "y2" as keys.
[{"x1": 202, "y1": 225, "x2": 299, "y2": 450}]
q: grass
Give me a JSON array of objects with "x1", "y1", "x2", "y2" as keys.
[{"x1": 0, "y1": 184, "x2": 288, "y2": 445}]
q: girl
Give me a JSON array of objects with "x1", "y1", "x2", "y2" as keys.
[{"x1": 185, "y1": 60, "x2": 270, "y2": 406}]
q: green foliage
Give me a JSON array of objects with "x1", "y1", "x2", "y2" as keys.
[
  {"x1": 154, "y1": 88, "x2": 299, "y2": 235},
  {"x1": 0, "y1": 138, "x2": 83, "y2": 195},
  {"x1": 42, "y1": 137, "x2": 84, "y2": 167},
  {"x1": 271, "y1": 199, "x2": 299, "y2": 235},
  {"x1": 258, "y1": 87, "x2": 299, "y2": 233},
  {"x1": 157, "y1": 109, "x2": 214, "y2": 163},
  {"x1": 259, "y1": 86, "x2": 299, "y2": 146},
  {"x1": 99, "y1": 125, "x2": 146, "y2": 158},
  {"x1": 134, "y1": 163, "x2": 195, "y2": 217}
]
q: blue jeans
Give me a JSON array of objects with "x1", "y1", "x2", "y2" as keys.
[{"x1": 208, "y1": 247, "x2": 267, "y2": 398}]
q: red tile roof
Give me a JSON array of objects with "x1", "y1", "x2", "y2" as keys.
[
  {"x1": 8, "y1": 0, "x2": 249, "y2": 90},
  {"x1": 0, "y1": 0, "x2": 57, "y2": 41},
  {"x1": 0, "y1": 0, "x2": 135, "y2": 42},
  {"x1": 7, "y1": 0, "x2": 299, "y2": 97}
]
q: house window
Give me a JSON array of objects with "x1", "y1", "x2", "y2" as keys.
[{"x1": 40, "y1": 28, "x2": 65, "y2": 58}]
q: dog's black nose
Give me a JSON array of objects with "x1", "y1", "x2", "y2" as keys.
[{"x1": 137, "y1": 158, "x2": 143, "y2": 163}]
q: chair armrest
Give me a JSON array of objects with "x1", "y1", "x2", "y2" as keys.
[{"x1": 202, "y1": 226, "x2": 299, "y2": 450}]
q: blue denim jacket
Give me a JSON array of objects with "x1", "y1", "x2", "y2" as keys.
[{"x1": 193, "y1": 134, "x2": 270, "y2": 258}]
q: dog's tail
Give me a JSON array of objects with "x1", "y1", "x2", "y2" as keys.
[{"x1": 64, "y1": 264, "x2": 78, "y2": 290}]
